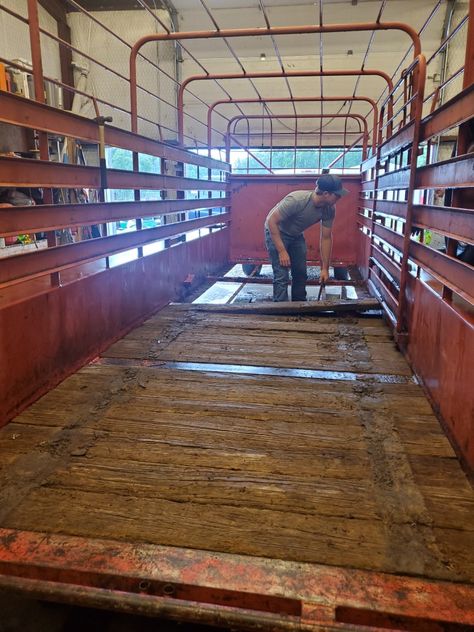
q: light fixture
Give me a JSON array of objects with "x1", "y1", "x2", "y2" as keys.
[{"x1": 260, "y1": 52, "x2": 266, "y2": 61}]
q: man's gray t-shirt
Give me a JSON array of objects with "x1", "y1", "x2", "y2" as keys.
[{"x1": 265, "y1": 190, "x2": 335, "y2": 237}]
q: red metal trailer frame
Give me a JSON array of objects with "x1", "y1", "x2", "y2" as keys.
[{"x1": 207, "y1": 96, "x2": 379, "y2": 152}]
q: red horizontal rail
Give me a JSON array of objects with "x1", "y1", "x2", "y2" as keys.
[
  {"x1": 415, "y1": 154, "x2": 474, "y2": 189},
  {"x1": 376, "y1": 168, "x2": 411, "y2": 191},
  {"x1": 0, "y1": 198, "x2": 230, "y2": 237},
  {"x1": 0, "y1": 91, "x2": 230, "y2": 172},
  {"x1": 373, "y1": 200, "x2": 407, "y2": 219},
  {"x1": 421, "y1": 83, "x2": 474, "y2": 141},
  {"x1": 373, "y1": 223, "x2": 405, "y2": 253},
  {"x1": 412, "y1": 205, "x2": 474, "y2": 243},
  {"x1": 1, "y1": 528, "x2": 473, "y2": 630},
  {"x1": 379, "y1": 121, "x2": 415, "y2": 160},
  {"x1": 409, "y1": 241, "x2": 474, "y2": 303},
  {"x1": 371, "y1": 243, "x2": 402, "y2": 283},
  {"x1": 0, "y1": 213, "x2": 230, "y2": 288},
  {"x1": 0, "y1": 157, "x2": 228, "y2": 191},
  {"x1": 368, "y1": 267, "x2": 399, "y2": 317}
]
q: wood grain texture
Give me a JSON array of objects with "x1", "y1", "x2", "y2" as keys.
[{"x1": 1, "y1": 305, "x2": 473, "y2": 583}]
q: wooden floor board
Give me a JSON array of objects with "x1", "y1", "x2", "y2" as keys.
[{"x1": 1, "y1": 303, "x2": 473, "y2": 585}]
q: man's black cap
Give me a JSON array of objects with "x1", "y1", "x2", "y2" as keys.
[{"x1": 316, "y1": 174, "x2": 349, "y2": 197}]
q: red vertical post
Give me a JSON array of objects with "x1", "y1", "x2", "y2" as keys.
[
  {"x1": 27, "y1": 0, "x2": 59, "y2": 285},
  {"x1": 395, "y1": 56, "x2": 427, "y2": 335},
  {"x1": 443, "y1": 0, "x2": 474, "y2": 300}
]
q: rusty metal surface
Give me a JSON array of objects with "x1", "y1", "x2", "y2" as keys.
[
  {"x1": 0, "y1": 528, "x2": 472, "y2": 630},
  {"x1": 379, "y1": 121, "x2": 415, "y2": 159},
  {"x1": 416, "y1": 153, "x2": 474, "y2": 189},
  {"x1": 229, "y1": 175, "x2": 360, "y2": 265},
  {"x1": 373, "y1": 223, "x2": 404, "y2": 253},
  {"x1": 0, "y1": 156, "x2": 100, "y2": 188},
  {"x1": 370, "y1": 243, "x2": 402, "y2": 283},
  {"x1": 368, "y1": 268, "x2": 399, "y2": 319},
  {"x1": 372, "y1": 199, "x2": 407, "y2": 219}
]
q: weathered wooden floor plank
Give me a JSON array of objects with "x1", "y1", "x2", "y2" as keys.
[{"x1": 1, "y1": 303, "x2": 473, "y2": 585}]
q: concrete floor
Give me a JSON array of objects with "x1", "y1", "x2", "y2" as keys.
[{"x1": 193, "y1": 264, "x2": 358, "y2": 304}]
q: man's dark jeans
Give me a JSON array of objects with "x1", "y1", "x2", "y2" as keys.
[{"x1": 265, "y1": 229, "x2": 307, "y2": 301}]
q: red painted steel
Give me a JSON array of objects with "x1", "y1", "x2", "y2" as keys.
[
  {"x1": 178, "y1": 69, "x2": 393, "y2": 145},
  {"x1": 207, "y1": 96, "x2": 379, "y2": 151},
  {"x1": 370, "y1": 243, "x2": 402, "y2": 283},
  {"x1": 129, "y1": 22, "x2": 420, "y2": 136},
  {"x1": 421, "y1": 83, "x2": 474, "y2": 141},
  {"x1": 373, "y1": 223, "x2": 404, "y2": 253},
  {"x1": 225, "y1": 113, "x2": 369, "y2": 162},
  {"x1": 416, "y1": 153, "x2": 474, "y2": 189},
  {"x1": 379, "y1": 121, "x2": 415, "y2": 160},
  {"x1": 0, "y1": 528, "x2": 472, "y2": 629},
  {"x1": 0, "y1": 198, "x2": 231, "y2": 236},
  {"x1": 229, "y1": 175, "x2": 360, "y2": 265},
  {"x1": 412, "y1": 204, "x2": 474, "y2": 242},
  {"x1": 410, "y1": 241, "x2": 474, "y2": 304},
  {"x1": 0, "y1": 90, "x2": 229, "y2": 172},
  {"x1": 0, "y1": 214, "x2": 230, "y2": 288},
  {"x1": 372, "y1": 199, "x2": 407, "y2": 219},
  {"x1": 376, "y1": 167, "x2": 411, "y2": 191},
  {"x1": 404, "y1": 276, "x2": 474, "y2": 469},
  {"x1": 0, "y1": 157, "x2": 228, "y2": 191},
  {"x1": 0, "y1": 229, "x2": 229, "y2": 425}
]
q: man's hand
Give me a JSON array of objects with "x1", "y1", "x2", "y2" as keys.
[
  {"x1": 279, "y1": 250, "x2": 291, "y2": 267},
  {"x1": 319, "y1": 267, "x2": 330, "y2": 284}
]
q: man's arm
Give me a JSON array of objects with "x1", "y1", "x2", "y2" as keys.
[
  {"x1": 319, "y1": 223, "x2": 333, "y2": 283},
  {"x1": 267, "y1": 209, "x2": 291, "y2": 267}
]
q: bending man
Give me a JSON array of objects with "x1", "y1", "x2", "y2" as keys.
[{"x1": 264, "y1": 174, "x2": 348, "y2": 302}]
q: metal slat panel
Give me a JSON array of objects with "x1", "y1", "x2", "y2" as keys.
[
  {"x1": 421, "y1": 84, "x2": 474, "y2": 141},
  {"x1": 409, "y1": 241, "x2": 474, "y2": 302},
  {"x1": 416, "y1": 154, "x2": 474, "y2": 189},
  {"x1": 377, "y1": 168, "x2": 410, "y2": 191},
  {"x1": 412, "y1": 205, "x2": 474, "y2": 242},
  {"x1": 374, "y1": 200, "x2": 407, "y2": 219},
  {"x1": 0, "y1": 198, "x2": 231, "y2": 236},
  {"x1": 0, "y1": 213, "x2": 230, "y2": 287},
  {"x1": 0, "y1": 90, "x2": 230, "y2": 172},
  {"x1": 370, "y1": 243, "x2": 402, "y2": 283},
  {"x1": 368, "y1": 268, "x2": 399, "y2": 317},
  {"x1": 0, "y1": 157, "x2": 228, "y2": 191},
  {"x1": 379, "y1": 121, "x2": 415, "y2": 160},
  {"x1": 373, "y1": 223, "x2": 404, "y2": 252}
]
